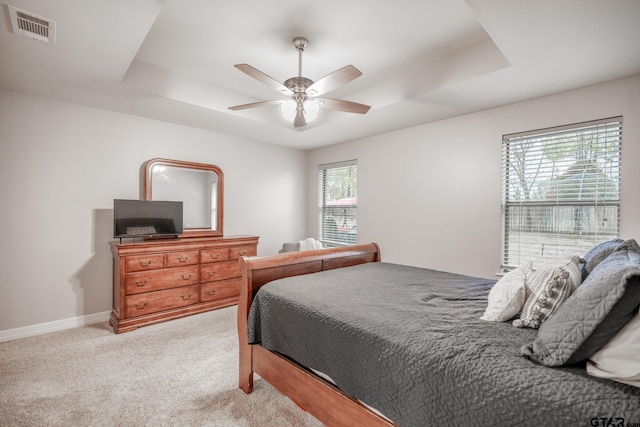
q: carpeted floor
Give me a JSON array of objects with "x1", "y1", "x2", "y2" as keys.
[{"x1": 0, "y1": 306, "x2": 322, "y2": 426}]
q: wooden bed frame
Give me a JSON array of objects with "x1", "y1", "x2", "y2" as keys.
[{"x1": 237, "y1": 243, "x2": 396, "y2": 426}]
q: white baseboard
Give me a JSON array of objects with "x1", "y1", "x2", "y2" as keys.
[{"x1": 0, "y1": 311, "x2": 111, "y2": 343}]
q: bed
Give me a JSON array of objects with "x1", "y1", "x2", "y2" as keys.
[{"x1": 237, "y1": 243, "x2": 640, "y2": 426}]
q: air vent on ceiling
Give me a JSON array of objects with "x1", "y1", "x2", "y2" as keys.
[{"x1": 8, "y1": 5, "x2": 56, "y2": 45}]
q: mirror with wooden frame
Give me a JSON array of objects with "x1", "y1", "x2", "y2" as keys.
[{"x1": 143, "y1": 158, "x2": 223, "y2": 237}]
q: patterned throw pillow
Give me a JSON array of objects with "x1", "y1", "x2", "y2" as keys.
[
  {"x1": 480, "y1": 262, "x2": 531, "y2": 322},
  {"x1": 513, "y1": 256, "x2": 582, "y2": 329}
]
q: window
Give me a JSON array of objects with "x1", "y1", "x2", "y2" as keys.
[
  {"x1": 501, "y1": 117, "x2": 622, "y2": 271},
  {"x1": 318, "y1": 160, "x2": 357, "y2": 246}
]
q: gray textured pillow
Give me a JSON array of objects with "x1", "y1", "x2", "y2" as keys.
[
  {"x1": 521, "y1": 239, "x2": 640, "y2": 366},
  {"x1": 512, "y1": 256, "x2": 582, "y2": 329},
  {"x1": 581, "y1": 238, "x2": 624, "y2": 280}
]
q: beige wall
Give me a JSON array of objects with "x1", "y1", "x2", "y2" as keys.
[
  {"x1": 306, "y1": 75, "x2": 640, "y2": 279},
  {"x1": 2, "y1": 74, "x2": 639, "y2": 334},
  {"x1": 0, "y1": 90, "x2": 307, "y2": 331}
]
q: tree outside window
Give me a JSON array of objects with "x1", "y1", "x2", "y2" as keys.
[{"x1": 502, "y1": 118, "x2": 621, "y2": 270}]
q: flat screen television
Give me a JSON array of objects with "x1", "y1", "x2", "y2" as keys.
[{"x1": 114, "y1": 199, "x2": 183, "y2": 239}]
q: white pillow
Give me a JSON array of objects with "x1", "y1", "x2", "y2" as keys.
[
  {"x1": 586, "y1": 307, "x2": 640, "y2": 388},
  {"x1": 480, "y1": 262, "x2": 531, "y2": 322}
]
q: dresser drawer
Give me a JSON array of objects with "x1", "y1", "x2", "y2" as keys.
[
  {"x1": 229, "y1": 245, "x2": 256, "y2": 259},
  {"x1": 200, "y1": 248, "x2": 230, "y2": 263},
  {"x1": 200, "y1": 260, "x2": 241, "y2": 283},
  {"x1": 125, "y1": 254, "x2": 165, "y2": 272},
  {"x1": 200, "y1": 278, "x2": 240, "y2": 302},
  {"x1": 126, "y1": 265, "x2": 199, "y2": 295},
  {"x1": 165, "y1": 250, "x2": 199, "y2": 268},
  {"x1": 125, "y1": 285, "x2": 199, "y2": 317}
]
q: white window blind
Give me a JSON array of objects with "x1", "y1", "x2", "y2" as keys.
[
  {"x1": 501, "y1": 117, "x2": 622, "y2": 271},
  {"x1": 317, "y1": 160, "x2": 357, "y2": 246}
]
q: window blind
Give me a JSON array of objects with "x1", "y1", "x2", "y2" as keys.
[
  {"x1": 317, "y1": 160, "x2": 357, "y2": 246},
  {"x1": 501, "y1": 117, "x2": 622, "y2": 271}
]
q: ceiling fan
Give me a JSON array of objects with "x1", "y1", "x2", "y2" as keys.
[{"x1": 229, "y1": 37, "x2": 371, "y2": 128}]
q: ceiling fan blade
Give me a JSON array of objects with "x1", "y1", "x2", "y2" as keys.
[
  {"x1": 293, "y1": 109, "x2": 307, "y2": 127},
  {"x1": 234, "y1": 64, "x2": 293, "y2": 95},
  {"x1": 228, "y1": 100, "x2": 281, "y2": 111},
  {"x1": 317, "y1": 98, "x2": 371, "y2": 114},
  {"x1": 306, "y1": 65, "x2": 362, "y2": 97}
]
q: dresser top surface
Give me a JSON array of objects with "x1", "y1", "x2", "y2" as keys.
[{"x1": 110, "y1": 235, "x2": 259, "y2": 255}]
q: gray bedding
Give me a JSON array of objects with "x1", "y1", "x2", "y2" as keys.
[{"x1": 247, "y1": 262, "x2": 640, "y2": 427}]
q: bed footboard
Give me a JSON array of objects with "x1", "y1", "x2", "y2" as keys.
[{"x1": 237, "y1": 243, "x2": 393, "y2": 426}]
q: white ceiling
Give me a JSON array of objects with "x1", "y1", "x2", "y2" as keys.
[{"x1": 1, "y1": 0, "x2": 639, "y2": 150}]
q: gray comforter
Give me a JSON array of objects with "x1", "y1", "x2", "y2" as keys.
[{"x1": 247, "y1": 262, "x2": 640, "y2": 427}]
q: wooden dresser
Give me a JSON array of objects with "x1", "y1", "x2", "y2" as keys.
[{"x1": 109, "y1": 235, "x2": 258, "y2": 333}]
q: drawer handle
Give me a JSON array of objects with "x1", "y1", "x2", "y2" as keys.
[
  {"x1": 181, "y1": 294, "x2": 192, "y2": 300},
  {"x1": 134, "y1": 302, "x2": 148, "y2": 309},
  {"x1": 206, "y1": 289, "x2": 217, "y2": 296},
  {"x1": 209, "y1": 253, "x2": 220, "y2": 259},
  {"x1": 238, "y1": 250, "x2": 247, "y2": 256},
  {"x1": 206, "y1": 270, "x2": 218, "y2": 277},
  {"x1": 135, "y1": 279, "x2": 149, "y2": 287},
  {"x1": 139, "y1": 260, "x2": 153, "y2": 267},
  {"x1": 177, "y1": 256, "x2": 189, "y2": 263},
  {"x1": 181, "y1": 273, "x2": 193, "y2": 280}
]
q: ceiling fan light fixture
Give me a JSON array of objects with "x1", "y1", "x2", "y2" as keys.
[
  {"x1": 303, "y1": 100, "x2": 320, "y2": 122},
  {"x1": 280, "y1": 99, "x2": 297, "y2": 121},
  {"x1": 280, "y1": 99, "x2": 319, "y2": 124}
]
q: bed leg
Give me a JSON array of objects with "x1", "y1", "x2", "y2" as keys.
[
  {"x1": 239, "y1": 371, "x2": 254, "y2": 394},
  {"x1": 237, "y1": 260, "x2": 254, "y2": 394},
  {"x1": 239, "y1": 343, "x2": 254, "y2": 393}
]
